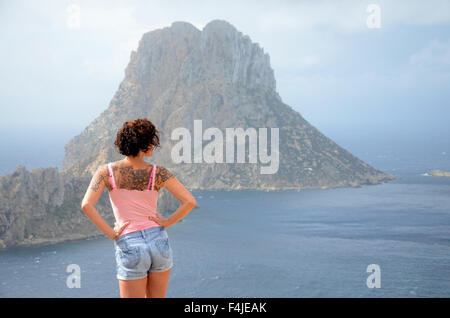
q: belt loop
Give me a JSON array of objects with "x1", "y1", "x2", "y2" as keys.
[{"x1": 141, "y1": 229, "x2": 146, "y2": 239}]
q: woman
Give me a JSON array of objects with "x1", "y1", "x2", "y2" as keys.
[{"x1": 81, "y1": 118, "x2": 197, "y2": 298}]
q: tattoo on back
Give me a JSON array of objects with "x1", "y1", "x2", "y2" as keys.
[{"x1": 103, "y1": 162, "x2": 175, "y2": 192}]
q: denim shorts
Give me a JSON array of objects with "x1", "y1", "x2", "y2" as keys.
[{"x1": 113, "y1": 226, "x2": 173, "y2": 280}]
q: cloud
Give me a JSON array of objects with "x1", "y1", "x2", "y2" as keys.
[
  {"x1": 256, "y1": 1, "x2": 367, "y2": 33},
  {"x1": 255, "y1": 0, "x2": 450, "y2": 34},
  {"x1": 1, "y1": 0, "x2": 450, "y2": 136},
  {"x1": 409, "y1": 39, "x2": 450, "y2": 69},
  {"x1": 381, "y1": 0, "x2": 450, "y2": 26}
]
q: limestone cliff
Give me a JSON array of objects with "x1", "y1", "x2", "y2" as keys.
[{"x1": 63, "y1": 19, "x2": 393, "y2": 189}]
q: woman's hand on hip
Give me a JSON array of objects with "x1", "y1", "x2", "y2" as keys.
[
  {"x1": 148, "y1": 213, "x2": 171, "y2": 228},
  {"x1": 108, "y1": 221, "x2": 130, "y2": 240}
]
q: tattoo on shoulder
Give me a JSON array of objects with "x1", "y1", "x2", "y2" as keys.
[
  {"x1": 90, "y1": 165, "x2": 108, "y2": 192},
  {"x1": 155, "y1": 166, "x2": 175, "y2": 190}
]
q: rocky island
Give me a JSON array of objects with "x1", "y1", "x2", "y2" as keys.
[
  {"x1": 427, "y1": 170, "x2": 450, "y2": 177},
  {"x1": 0, "y1": 19, "x2": 394, "y2": 249}
]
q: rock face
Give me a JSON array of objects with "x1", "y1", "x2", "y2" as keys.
[
  {"x1": 63, "y1": 19, "x2": 394, "y2": 189},
  {"x1": 0, "y1": 19, "x2": 394, "y2": 249}
]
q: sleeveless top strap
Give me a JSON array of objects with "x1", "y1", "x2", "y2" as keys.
[
  {"x1": 147, "y1": 165, "x2": 156, "y2": 191},
  {"x1": 151, "y1": 165, "x2": 156, "y2": 191},
  {"x1": 107, "y1": 163, "x2": 117, "y2": 190}
]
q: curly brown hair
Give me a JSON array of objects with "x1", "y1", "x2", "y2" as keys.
[{"x1": 114, "y1": 118, "x2": 161, "y2": 157}]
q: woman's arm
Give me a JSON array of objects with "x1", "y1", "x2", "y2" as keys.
[
  {"x1": 81, "y1": 165, "x2": 128, "y2": 239},
  {"x1": 148, "y1": 166, "x2": 197, "y2": 228}
]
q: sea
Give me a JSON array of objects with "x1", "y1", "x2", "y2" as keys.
[{"x1": 0, "y1": 135, "x2": 449, "y2": 297}]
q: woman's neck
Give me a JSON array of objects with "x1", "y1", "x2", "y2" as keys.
[{"x1": 123, "y1": 156, "x2": 146, "y2": 167}]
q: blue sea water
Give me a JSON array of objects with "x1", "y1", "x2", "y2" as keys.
[{"x1": 0, "y1": 139, "x2": 450, "y2": 297}]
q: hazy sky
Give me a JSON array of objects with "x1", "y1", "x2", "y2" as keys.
[{"x1": 0, "y1": 0, "x2": 449, "y2": 173}]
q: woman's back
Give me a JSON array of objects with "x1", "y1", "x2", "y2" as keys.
[
  {"x1": 105, "y1": 160, "x2": 173, "y2": 192},
  {"x1": 106, "y1": 160, "x2": 173, "y2": 237}
]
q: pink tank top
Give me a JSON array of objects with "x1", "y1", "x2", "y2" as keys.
[{"x1": 107, "y1": 162, "x2": 160, "y2": 237}]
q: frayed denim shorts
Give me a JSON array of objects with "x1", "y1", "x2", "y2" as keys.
[{"x1": 113, "y1": 226, "x2": 173, "y2": 280}]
